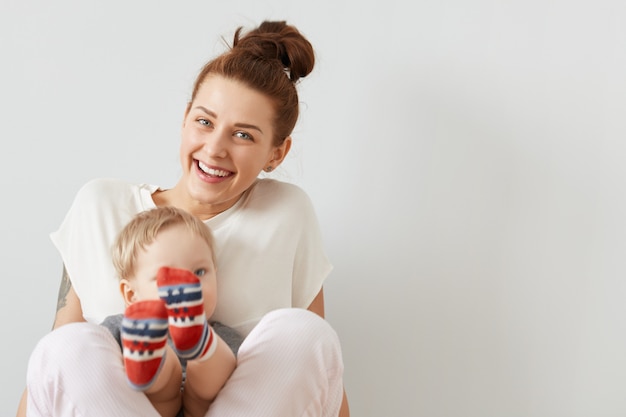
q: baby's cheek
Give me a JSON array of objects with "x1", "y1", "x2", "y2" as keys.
[
  {"x1": 203, "y1": 289, "x2": 217, "y2": 317},
  {"x1": 143, "y1": 286, "x2": 161, "y2": 301}
]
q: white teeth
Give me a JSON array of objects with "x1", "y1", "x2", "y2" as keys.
[{"x1": 198, "y1": 161, "x2": 229, "y2": 177}]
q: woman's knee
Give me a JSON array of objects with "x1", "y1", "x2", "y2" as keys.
[
  {"x1": 28, "y1": 322, "x2": 120, "y2": 375},
  {"x1": 27, "y1": 322, "x2": 159, "y2": 416},
  {"x1": 207, "y1": 309, "x2": 344, "y2": 417},
  {"x1": 241, "y1": 308, "x2": 344, "y2": 371},
  {"x1": 265, "y1": 308, "x2": 338, "y2": 341}
]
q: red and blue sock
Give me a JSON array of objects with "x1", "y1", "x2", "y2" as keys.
[
  {"x1": 121, "y1": 300, "x2": 169, "y2": 391},
  {"x1": 157, "y1": 266, "x2": 215, "y2": 360}
]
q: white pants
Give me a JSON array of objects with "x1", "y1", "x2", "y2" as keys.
[{"x1": 26, "y1": 308, "x2": 344, "y2": 417}]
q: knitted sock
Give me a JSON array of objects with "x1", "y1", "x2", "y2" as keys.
[
  {"x1": 121, "y1": 300, "x2": 169, "y2": 391},
  {"x1": 157, "y1": 266, "x2": 214, "y2": 360}
]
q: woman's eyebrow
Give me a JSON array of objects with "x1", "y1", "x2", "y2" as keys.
[
  {"x1": 193, "y1": 105, "x2": 217, "y2": 118},
  {"x1": 193, "y1": 105, "x2": 263, "y2": 134}
]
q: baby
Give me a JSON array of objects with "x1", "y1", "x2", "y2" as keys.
[{"x1": 102, "y1": 206, "x2": 239, "y2": 417}]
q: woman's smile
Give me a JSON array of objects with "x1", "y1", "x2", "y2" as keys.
[{"x1": 196, "y1": 160, "x2": 233, "y2": 181}]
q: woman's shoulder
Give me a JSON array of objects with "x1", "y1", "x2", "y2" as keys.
[
  {"x1": 242, "y1": 179, "x2": 318, "y2": 226},
  {"x1": 249, "y1": 179, "x2": 312, "y2": 207},
  {"x1": 74, "y1": 178, "x2": 155, "y2": 201}
]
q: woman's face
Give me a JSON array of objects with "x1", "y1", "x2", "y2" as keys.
[{"x1": 178, "y1": 75, "x2": 290, "y2": 216}]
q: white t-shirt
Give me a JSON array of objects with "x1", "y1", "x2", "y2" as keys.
[{"x1": 51, "y1": 178, "x2": 332, "y2": 336}]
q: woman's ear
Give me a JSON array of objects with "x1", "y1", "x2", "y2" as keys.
[
  {"x1": 267, "y1": 136, "x2": 292, "y2": 168},
  {"x1": 119, "y1": 279, "x2": 136, "y2": 306}
]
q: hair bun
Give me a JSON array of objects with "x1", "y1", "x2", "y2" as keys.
[{"x1": 232, "y1": 20, "x2": 315, "y2": 82}]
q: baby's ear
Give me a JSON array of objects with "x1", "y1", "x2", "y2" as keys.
[{"x1": 119, "y1": 279, "x2": 136, "y2": 305}]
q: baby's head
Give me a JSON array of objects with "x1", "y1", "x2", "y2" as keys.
[{"x1": 112, "y1": 206, "x2": 218, "y2": 316}]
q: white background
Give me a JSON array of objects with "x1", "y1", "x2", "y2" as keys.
[{"x1": 2, "y1": 1, "x2": 626, "y2": 416}]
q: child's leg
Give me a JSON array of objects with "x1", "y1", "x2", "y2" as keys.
[
  {"x1": 183, "y1": 333, "x2": 236, "y2": 417},
  {"x1": 144, "y1": 344, "x2": 183, "y2": 417},
  {"x1": 157, "y1": 267, "x2": 231, "y2": 417},
  {"x1": 26, "y1": 322, "x2": 161, "y2": 417},
  {"x1": 205, "y1": 308, "x2": 345, "y2": 417},
  {"x1": 157, "y1": 267, "x2": 212, "y2": 360},
  {"x1": 122, "y1": 300, "x2": 183, "y2": 416},
  {"x1": 121, "y1": 300, "x2": 169, "y2": 390}
]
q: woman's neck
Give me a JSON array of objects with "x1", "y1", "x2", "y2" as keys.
[{"x1": 152, "y1": 185, "x2": 245, "y2": 221}]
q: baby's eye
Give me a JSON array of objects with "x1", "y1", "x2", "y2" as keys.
[{"x1": 194, "y1": 268, "x2": 206, "y2": 277}]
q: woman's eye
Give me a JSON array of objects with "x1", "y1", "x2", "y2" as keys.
[
  {"x1": 198, "y1": 118, "x2": 211, "y2": 127},
  {"x1": 235, "y1": 131, "x2": 252, "y2": 141},
  {"x1": 194, "y1": 268, "x2": 206, "y2": 277}
]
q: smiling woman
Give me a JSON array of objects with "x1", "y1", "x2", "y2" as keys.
[
  {"x1": 162, "y1": 75, "x2": 290, "y2": 219},
  {"x1": 19, "y1": 20, "x2": 349, "y2": 417}
]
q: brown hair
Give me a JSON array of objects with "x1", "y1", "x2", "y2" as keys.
[
  {"x1": 112, "y1": 206, "x2": 215, "y2": 280},
  {"x1": 190, "y1": 20, "x2": 315, "y2": 146}
]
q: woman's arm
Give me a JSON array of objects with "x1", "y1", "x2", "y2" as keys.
[
  {"x1": 307, "y1": 287, "x2": 326, "y2": 318},
  {"x1": 338, "y1": 390, "x2": 350, "y2": 417},
  {"x1": 52, "y1": 265, "x2": 86, "y2": 329},
  {"x1": 307, "y1": 288, "x2": 350, "y2": 417},
  {"x1": 15, "y1": 390, "x2": 26, "y2": 417}
]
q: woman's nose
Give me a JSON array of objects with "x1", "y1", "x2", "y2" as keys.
[{"x1": 203, "y1": 130, "x2": 229, "y2": 158}]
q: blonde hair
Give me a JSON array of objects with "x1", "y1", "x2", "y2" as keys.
[{"x1": 112, "y1": 206, "x2": 215, "y2": 280}]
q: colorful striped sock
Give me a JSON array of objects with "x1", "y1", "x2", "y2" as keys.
[
  {"x1": 157, "y1": 266, "x2": 214, "y2": 360},
  {"x1": 121, "y1": 300, "x2": 169, "y2": 391}
]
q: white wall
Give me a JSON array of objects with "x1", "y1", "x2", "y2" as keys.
[{"x1": 2, "y1": 0, "x2": 626, "y2": 416}]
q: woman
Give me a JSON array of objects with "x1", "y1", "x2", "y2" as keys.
[{"x1": 19, "y1": 20, "x2": 349, "y2": 417}]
